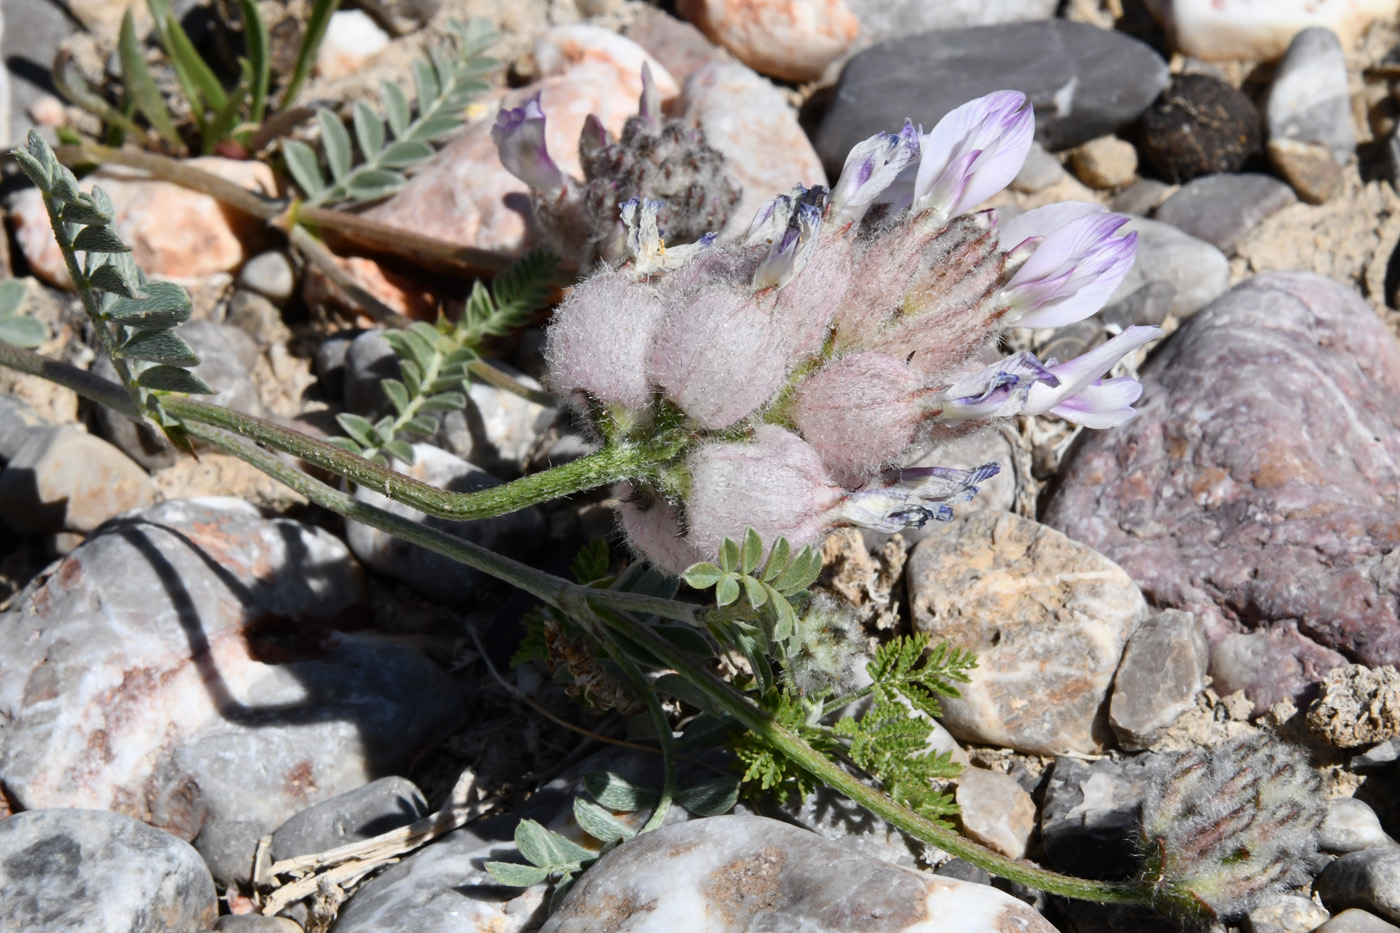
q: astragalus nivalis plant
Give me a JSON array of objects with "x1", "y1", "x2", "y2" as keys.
[{"x1": 498, "y1": 89, "x2": 1158, "y2": 575}]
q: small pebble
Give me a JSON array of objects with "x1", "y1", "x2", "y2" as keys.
[
  {"x1": 1266, "y1": 27, "x2": 1354, "y2": 164},
  {"x1": 1246, "y1": 893, "x2": 1331, "y2": 933},
  {"x1": 1111, "y1": 215, "x2": 1231, "y2": 319},
  {"x1": 1320, "y1": 798, "x2": 1398, "y2": 855},
  {"x1": 1308, "y1": 666, "x2": 1400, "y2": 748},
  {"x1": 1099, "y1": 281, "x2": 1176, "y2": 332},
  {"x1": 0, "y1": 391, "x2": 47, "y2": 461},
  {"x1": 1109, "y1": 609, "x2": 1210, "y2": 750},
  {"x1": 1139, "y1": 74, "x2": 1262, "y2": 183},
  {"x1": 0, "y1": 426, "x2": 154, "y2": 536},
  {"x1": 1069, "y1": 136, "x2": 1138, "y2": 190},
  {"x1": 955, "y1": 767, "x2": 1037, "y2": 858},
  {"x1": 1269, "y1": 137, "x2": 1343, "y2": 205},
  {"x1": 238, "y1": 250, "x2": 298, "y2": 305},
  {"x1": 1012, "y1": 141, "x2": 1067, "y2": 193},
  {"x1": 271, "y1": 776, "x2": 429, "y2": 863},
  {"x1": 1152, "y1": 172, "x2": 1297, "y2": 255},
  {"x1": 1141, "y1": 0, "x2": 1400, "y2": 61},
  {"x1": 1318, "y1": 910, "x2": 1400, "y2": 933},
  {"x1": 1109, "y1": 178, "x2": 1172, "y2": 216},
  {"x1": 1317, "y1": 849, "x2": 1400, "y2": 925},
  {"x1": 316, "y1": 9, "x2": 391, "y2": 81}
]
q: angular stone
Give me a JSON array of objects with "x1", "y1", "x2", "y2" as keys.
[
  {"x1": 0, "y1": 426, "x2": 154, "y2": 535},
  {"x1": 1141, "y1": 0, "x2": 1399, "y2": 61},
  {"x1": 678, "y1": 62, "x2": 827, "y2": 239},
  {"x1": 1267, "y1": 27, "x2": 1354, "y2": 164},
  {"x1": 1109, "y1": 609, "x2": 1210, "y2": 751},
  {"x1": 1069, "y1": 136, "x2": 1138, "y2": 190},
  {"x1": 0, "y1": 808, "x2": 216, "y2": 932},
  {"x1": 908, "y1": 511, "x2": 1149, "y2": 755},
  {"x1": 1153, "y1": 172, "x2": 1293, "y2": 254},
  {"x1": 540, "y1": 815, "x2": 1058, "y2": 932},
  {"x1": 0, "y1": 498, "x2": 462, "y2": 841},
  {"x1": 1270, "y1": 137, "x2": 1344, "y2": 205},
  {"x1": 1246, "y1": 893, "x2": 1331, "y2": 933},
  {"x1": 1319, "y1": 910, "x2": 1400, "y2": 933},
  {"x1": 12, "y1": 158, "x2": 277, "y2": 289},
  {"x1": 271, "y1": 776, "x2": 428, "y2": 862},
  {"x1": 461, "y1": 362, "x2": 557, "y2": 477},
  {"x1": 1012, "y1": 141, "x2": 1066, "y2": 194},
  {"x1": 814, "y1": 21, "x2": 1169, "y2": 173},
  {"x1": 346, "y1": 443, "x2": 545, "y2": 604},
  {"x1": 1139, "y1": 75, "x2": 1262, "y2": 184},
  {"x1": 1319, "y1": 797, "x2": 1398, "y2": 855},
  {"x1": 677, "y1": 0, "x2": 859, "y2": 83},
  {"x1": 1317, "y1": 849, "x2": 1400, "y2": 924},
  {"x1": 954, "y1": 767, "x2": 1036, "y2": 858},
  {"x1": 1308, "y1": 665, "x2": 1400, "y2": 749},
  {"x1": 0, "y1": 391, "x2": 46, "y2": 461},
  {"x1": 1108, "y1": 216, "x2": 1231, "y2": 320},
  {"x1": 1043, "y1": 272, "x2": 1400, "y2": 709},
  {"x1": 845, "y1": 0, "x2": 1057, "y2": 46},
  {"x1": 1109, "y1": 178, "x2": 1171, "y2": 216},
  {"x1": 1039, "y1": 754, "x2": 1169, "y2": 880},
  {"x1": 1153, "y1": 173, "x2": 1297, "y2": 255}
]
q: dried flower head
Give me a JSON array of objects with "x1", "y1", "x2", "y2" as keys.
[
  {"x1": 544, "y1": 90, "x2": 1158, "y2": 574},
  {"x1": 1136, "y1": 735, "x2": 1324, "y2": 920}
]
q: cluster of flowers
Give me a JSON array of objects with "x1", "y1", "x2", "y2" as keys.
[
  {"x1": 494, "y1": 88, "x2": 1158, "y2": 575},
  {"x1": 492, "y1": 65, "x2": 739, "y2": 266}
]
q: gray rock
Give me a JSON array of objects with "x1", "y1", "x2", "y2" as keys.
[
  {"x1": 226, "y1": 290, "x2": 288, "y2": 347},
  {"x1": 954, "y1": 766, "x2": 1036, "y2": 858},
  {"x1": 844, "y1": 0, "x2": 1057, "y2": 46},
  {"x1": 0, "y1": 0, "x2": 70, "y2": 149},
  {"x1": 1043, "y1": 273, "x2": 1400, "y2": 710},
  {"x1": 1318, "y1": 910, "x2": 1400, "y2": 933},
  {"x1": 934, "y1": 859, "x2": 992, "y2": 886},
  {"x1": 238, "y1": 250, "x2": 298, "y2": 306},
  {"x1": 814, "y1": 21, "x2": 1169, "y2": 173},
  {"x1": 461, "y1": 363, "x2": 557, "y2": 477},
  {"x1": 1109, "y1": 609, "x2": 1210, "y2": 750},
  {"x1": 1269, "y1": 137, "x2": 1343, "y2": 205},
  {"x1": 1109, "y1": 216, "x2": 1231, "y2": 320},
  {"x1": 1266, "y1": 27, "x2": 1354, "y2": 166},
  {"x1": 1099, "y1": 281, "x2": 1176, "y2": 333},
  {"x1": 94, "y1": 320, "x2": 265, "y2": 471},
  {"x1": 1152, "y1": 173, "x2": 1297, "y2": 256},
  {"x1": 314, "y1": 329, "x2": 361, "y2": 404},
  {"x1": 213, "y1": 917, "x2": 304, "y2": 932},
  {"x1": 0, "y1": 391, "x2": 45, "y2": 461},
  {"x1": 329, "y1": 815, "x2": 546, "y2": 933},
  {"x1": 346, "y1": 443, "x2": 545, "y2": 604},
  {"x1": 271, "y1": 776, "x2": 428, "y2": 862},
  {"x1": 343, "y1": 329, "x2": 399, "y2": 420},
  {"x1": 737, "y1": 782, "x2": 923, "y2": 871},
  {"x1": 908, "y1": 511, "x2": 1149, "y2": 755},
  {"x1": 1036, "y1": 317, "x2": 1105, "y2": 363},
  {"x1": 1109, "y1": 178, "x2": 1172, "y2": 216},
  {"x1": 897, "y1": 427, "x2": 1021, "y2": 535},
  {"x1": 194, "y1": 819, "x2": 266, "y2": 889},
  {"x1": 1320, "y1": 798, "x2": 1397, "y2": 855},
  {"x1": 1245, "y1": 894, "x2": 1330, "y2": 933},
  {"x1": 1039, "y1": 754, "x2": 1168, "y2": 880},
  {"x1": 0, "y1": 426, "x2": 155, "y2": 535},
  {"x1": 0, "y1": 808, "x2": 216, "y2": 932},
  {"x1": 1351, "y1": 738, "x2": 1400, "y2": 771},
  {"x1": 1012, "y1": 141, "x2": 1067, "y2": 193},
  {"x1": 0, "y1": 498, "x2": 462, "y2": 843},
  {"x1": 1317, "y1": 849, "x2": 1400, "y2": 924},
  {"x1": 540, "y1": 815, "x2": 1058, "y2": 932}
]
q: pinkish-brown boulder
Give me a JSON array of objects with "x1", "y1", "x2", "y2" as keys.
[
  {"x1": 1044, "y1": 271, "x2": 1400, "y2": 709},
  {"x1": 676, "y1": 0, "x2": 859, "y2": 82}
]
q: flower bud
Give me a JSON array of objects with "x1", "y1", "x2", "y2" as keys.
[
  {"x1": 684, "y1": 426, "x2": 845, "y2": 559},
  {"x1": 616, "y1": 481, "x2": 707, "y2": 575},
  {"x1": 648, "y1": 284, "x2": 789, "y2": 429},
  {"x1": 1137, "y1": 735, "x2": 1324, "y2": 920},
  {"x1": 791, "y1": 352, "x2": 928, "y2": 484},
  {"x1": 545, "y1": 269, "x2": 665, "y2": 413}
]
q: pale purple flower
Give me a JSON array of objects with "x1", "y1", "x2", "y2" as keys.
[
  {"x1": 996, "y1": 202, "x2": 1138, "y2": 328},
  {"x1": 836, "y1": 463, "x2": 1001, "y2": 533},
  {"x1": 829, "y1": 121, "x2": 921, "y2": 225},
  {"x1": 912, "y1": 91, "x2": 1034, "y2": 224},
  {"x1": 931, "y1": 351, "x2": 1059, "y2": 424},
  {"x1": 747, "y1": 184, "x2": 825, "y2": 247},
  {"x1": 753, "y1": 197, "x2": 825, "y2": 290},
  {"x1": 1022, "y1": 325, "x2": 1161, "y2": 425},
  {"x1": 492, "y1": 93, "x2": 568, "y2": 197}
]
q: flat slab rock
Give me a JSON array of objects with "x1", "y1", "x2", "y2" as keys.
[
  {"x1": 540, "y1": 814, "x2": 1057, "y2": 932},
  {"x1": 1043, "y1": 272, "x2": 1400, "y2": 709},
  {"x1": 908, "y1": 510, "x2": 1149, "y2": 755},
  {"x1": 0, "y1": 498, "x2": 463, "y2": 841}
]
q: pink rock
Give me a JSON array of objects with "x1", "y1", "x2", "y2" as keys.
[
  {"x1": 677, "y1": 0, "x2": 859, "y2": 82},
  {"x1": 624, "y1": 7, "x2": 726, "y2": 85},
  {"x1": 678, "y1": 62, "x2": 828, "y2": 238},
  {"x1": 532, "y1": 25, "x2": 680, "y2": 106},
  {"x1": 363, "y1": 68, "x2": 647, "y2": 255},
  {"x1": 13, "y1": 157, "x2": 277, "y2": 289}
]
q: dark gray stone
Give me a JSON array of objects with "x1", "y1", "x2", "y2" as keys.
[
  {"x1": 271, "y1": 776, "x2": 428, "y2": 863},
  {"x1": 1109, "y1": 178, "x2": 1172, "y2": 217},
  {"x1": 194, "y1": 819, "x2": 265, "y2": 889},
  {"x1": 1317, "y1": 849, "x2": 1400, "y2": 924},
  {"x1": 0, "y1": 808, "x2": 217, "y2": 932},
  {"x1": 1139, "y1": 75, "x2": 1262, "y2": 184},
  {"x1": 934, "y1": 858, "x2": 992, "y2": 886},
  {"x1": 343, "y1": 329, "x2": 399, "y2": 420},
  {"x1": 1044, "y1": 273, "x2": 1400, "y2": 710},
  {"x1": 1109, "y1": 609, "x2": 1209, "y2": 750},
  {"x1": 346, "y1": 443, "x2": 545, "y2": 604},
  {"x1": 1266, "y1": 27, "x2": 1354, "y2": 165},
  {"x1": 1039, "y1": 754, "x2": 1169, "y2": 880},
  {"x1": 1035, "y1": 318, "x2": 1105, "y2": 362},
  {"x1": 0, "y1": 392, "x2": 45, "y2": 462},
  {"x1": 213, "y1": 916, "x2": 304, "y2": 932},
  {"x1": 814, "y1": 21, "x2": 1169, "y2": 173},
  {"x1": 1152, "y1": 173, "x2": 1297, "y2": 255},
  {"x1": 843, "y1": 0, "x2": 1057, "y2": 46},
  {"x1": 1351, "y1": 738, "x2": 1400, "y2": 771},
  {"x1": 314, "y1": 329, "x2": 362, "y2": 404}
]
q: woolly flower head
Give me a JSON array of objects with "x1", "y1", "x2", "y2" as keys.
[{"x1": 546, "y1": 90, "x2": 1158, "y2": 575}]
